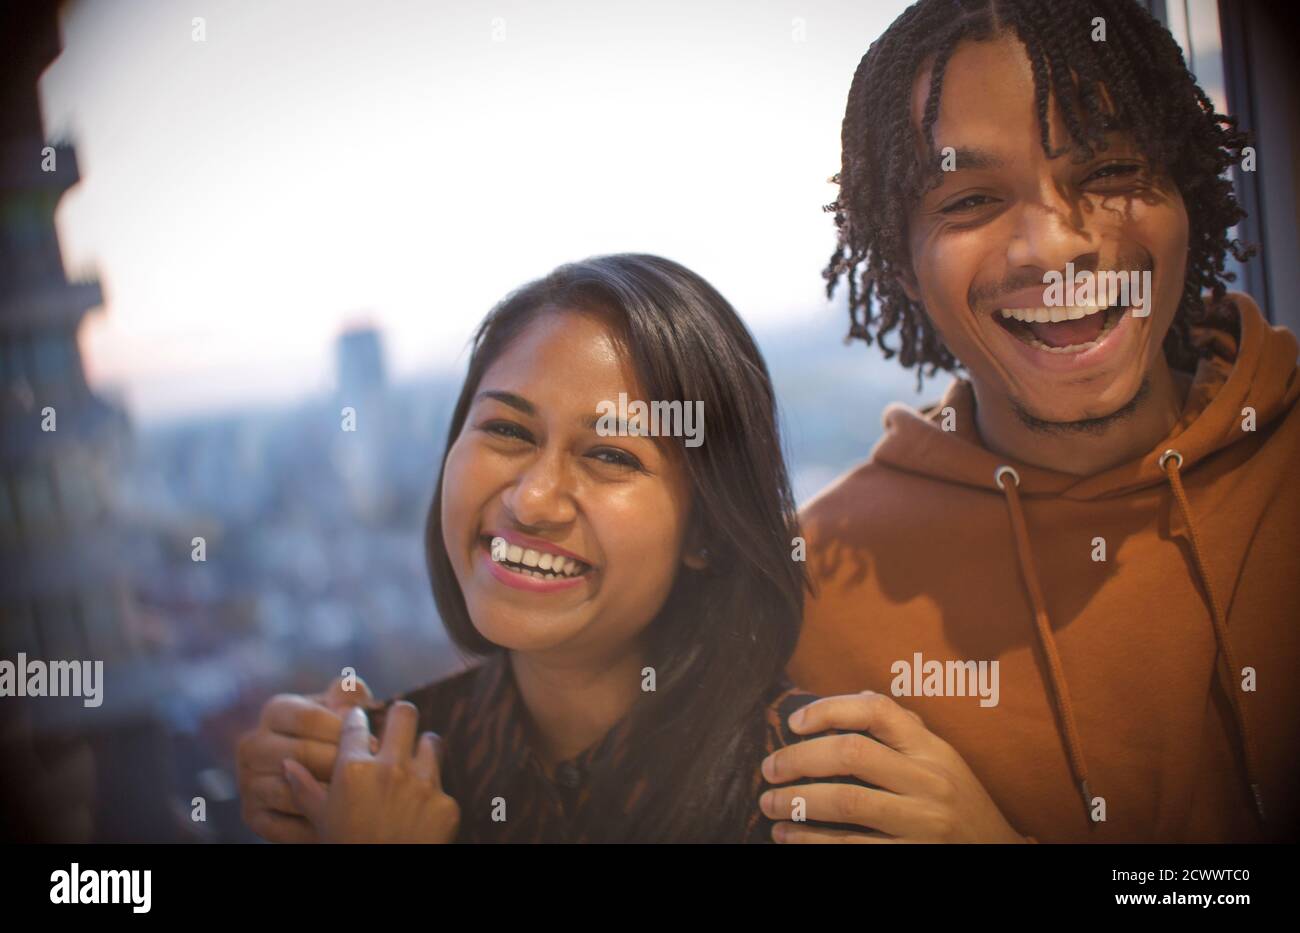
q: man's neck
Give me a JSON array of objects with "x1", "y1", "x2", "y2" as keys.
[
  {"x1": 972, "y1": 358, "x2": 1194, "y2": 476},
  {"x1": 509, "y1": 640, "x2": 645, "y2": 770}
]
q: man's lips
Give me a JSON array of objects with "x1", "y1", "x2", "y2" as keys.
[
  {"x1": 982, "y1": 290, "x2": 1132, "y2": 353},
  {"x1": 987, "y1": 286, "x2": 1059, "y2": 311},
  {"x1": 985, "y1": 302, "x2": 1137, "y2": 372}
]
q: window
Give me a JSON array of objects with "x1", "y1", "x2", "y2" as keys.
[{"x1": 1150, "y1": 0, "x2": 1300, "y2": 334}]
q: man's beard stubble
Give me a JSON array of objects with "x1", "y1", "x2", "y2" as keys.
[{"x1": 1011, "y1": 376, "x2": 1153, "y2": 436}]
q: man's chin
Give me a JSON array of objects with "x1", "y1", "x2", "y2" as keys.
[{"x1": 1009, "y1": 376, "x2": 1152, "y2": 435}]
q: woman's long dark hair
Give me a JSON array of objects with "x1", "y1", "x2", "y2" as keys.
[{"x1": 426, "y1": 254, "x2": 806, "y2": 842}]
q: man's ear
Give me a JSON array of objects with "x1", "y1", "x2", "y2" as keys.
[{"x1": 897, "y1": 266, "x2": 922, "y2": 304}]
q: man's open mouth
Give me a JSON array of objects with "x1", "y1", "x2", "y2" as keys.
[
  {"x1": 481, "y1": 535, "x2": 593, "y2": 581},
  {"x1": 993, "y1": 302, "x2": 1127, "y2": 354}
]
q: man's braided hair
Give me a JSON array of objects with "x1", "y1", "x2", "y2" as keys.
[{"x1": 824, "y1": 0, "x2": 1254, "y2": 383}]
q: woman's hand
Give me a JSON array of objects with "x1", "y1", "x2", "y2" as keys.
[
  {"x1": 237, "y1": 676, "x2": 377, "y2": 843},
  {"x1": 283, "y1": 701, "x2": 461, "y2": 844}
]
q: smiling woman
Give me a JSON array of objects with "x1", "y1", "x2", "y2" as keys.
[{"x1": 333, "y1": 253, "x2": 871, "y2": 843}]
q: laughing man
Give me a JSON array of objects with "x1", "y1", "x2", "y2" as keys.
[{"x1": 760, "y1": 0, "x2": 1300, "y2": 842}]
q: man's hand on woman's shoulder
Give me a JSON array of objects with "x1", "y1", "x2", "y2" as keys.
[{"x1": 759, "y1": 690, "x2": 1027, "y2": 843}]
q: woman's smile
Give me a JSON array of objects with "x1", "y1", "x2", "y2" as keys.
[
  {"x1": 439, "y1": 306, "x2": 693, "y2": 654},
  {"x1": 478, "y1": 532, "x2": 596, "y2": 593}
]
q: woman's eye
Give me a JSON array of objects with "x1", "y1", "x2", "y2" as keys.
[
  {"x1": 941, "y1": 194, "x2": 996, "y2": 213},
  {"x1": 588, "y1": 447, "x2": 642, "y2": 471},
  {"x1": 480, "y1": 420, "x2": 533, "y2": 443}
]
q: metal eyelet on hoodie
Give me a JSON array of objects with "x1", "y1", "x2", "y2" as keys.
[
  {"x1": 1158, "y1": 448, "x2": 1184, "y2": 469},
  {"x1": 994, "y1": 464, "x2": 1020, "y2": 489}
]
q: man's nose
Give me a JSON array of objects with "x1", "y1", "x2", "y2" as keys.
[{"x1": 1006, "y1": 182, "x2": 1099, "y2": 275}]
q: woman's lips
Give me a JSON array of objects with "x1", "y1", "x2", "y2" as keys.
[
  {"x1": 484, "y1": 529, "x2": 592, "y2": 566},
  {"x1": 478, "y1": 538, "x2": 591, "y2": 593}
]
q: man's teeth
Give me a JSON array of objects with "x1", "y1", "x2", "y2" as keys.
[
  {"x1": 491, "y1": 539, "x2": 587, "y2": 579},
  {"x1": 998, "y1": 304, "x2": 1122, "y2": 354},
  {"x1": 999, "y1": 304, "x2": 1110, "y2": 323}
]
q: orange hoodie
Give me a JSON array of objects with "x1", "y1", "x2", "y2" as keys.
[{"x1": 789, "y1": 293, "x2": 1300, "y2": 842}]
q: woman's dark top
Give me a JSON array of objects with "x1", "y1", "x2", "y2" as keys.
[{"x1": 366, "y1": 652, "x2": 869, "y2": 843}]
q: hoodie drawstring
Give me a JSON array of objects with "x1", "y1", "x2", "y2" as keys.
[
  {"x1": 1159, "y1": 448, "x2": 1266, "y2": 823},
  {"x1": 994, "y1": 457, "x2": 1267, "y2": 828},
  {"x1": 994, "y1": 465, "x2": 1095, "y2": 817}
]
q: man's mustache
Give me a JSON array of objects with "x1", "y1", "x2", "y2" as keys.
[{"x1": 969, "y1": 253, "x2": 1154, "y2": 310}]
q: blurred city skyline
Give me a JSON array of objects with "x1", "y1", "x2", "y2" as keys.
[{"x1": 39, "y1": 0, "x2": 916, "y2": 423}]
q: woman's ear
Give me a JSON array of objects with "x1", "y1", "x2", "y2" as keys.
[
  {"x1": 682, "y1": 524, "x2": 710, "y2": 571},
  {"x1": 683, "y1": 545, "x2": 710, "y2": 571}
]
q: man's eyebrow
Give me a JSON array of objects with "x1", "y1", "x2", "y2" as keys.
[
  {"x1": 474, "y1": 390, "x2": 535, "y2": 415},
  {"x1": 939, "y1": 146, "x2": 1006, "y2": 172}
]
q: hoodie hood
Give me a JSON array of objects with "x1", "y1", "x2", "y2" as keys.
[{"x1": 871, "y1": 293, "x2": 1300, "y2": 498}]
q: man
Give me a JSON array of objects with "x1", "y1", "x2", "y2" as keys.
[{"x1": 758, "y1": 0, "x2": 1299, "y2": 842}]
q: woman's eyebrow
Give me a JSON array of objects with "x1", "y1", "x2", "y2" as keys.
[
  {"x1": 581, "y1": 411, "x2": 642, "y2": 435},
  {"x1": 475, "y1": 389, "x2": 535, "y2": 415}
]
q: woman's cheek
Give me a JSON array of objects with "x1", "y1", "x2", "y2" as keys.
[
  {"x1": 440, "y1": 436, "x2": 486, "y2": 578},
  {"x1": 600, "y1": 499, "x2": 688, "y2": 606}
]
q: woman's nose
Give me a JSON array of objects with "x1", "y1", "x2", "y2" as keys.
[{"x1": 502, "y1": 452, "x2": 577, "y2": 528}]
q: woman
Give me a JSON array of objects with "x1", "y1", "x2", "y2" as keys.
[{"x1": 278, "y1": 254, "x2": 860, "y2": 843}]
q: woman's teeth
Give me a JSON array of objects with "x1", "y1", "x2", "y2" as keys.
[{"x1": 490, "y1": 539, "x2": 589, "y2": 580}]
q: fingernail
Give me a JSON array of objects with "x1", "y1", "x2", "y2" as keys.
[
  {"x1": 759, "y1": 790, "x2": 774, "y2": 813},
  {"x1": 790, "y1": 707, "x2": 807, "y2": 730},
  {"x1": 772, "y1": 822, "x2": 788, "y2": 843},
  {"x1": 761, "y1": 755, "x2": 776, "y2": 782},
  {"x1": 281, "y1": 759, "x2": 294, "y2": 782}
]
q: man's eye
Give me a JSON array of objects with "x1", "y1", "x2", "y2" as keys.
[
  {"x1": 1085, "y1": 163, "x2": 1142, "y2": 183},
  {"x1": 588, "y1": 447, "x2": 641, "y2": 471},
  {"x1": 941, "y1": 194, "x2": 996, "y2": 213}
]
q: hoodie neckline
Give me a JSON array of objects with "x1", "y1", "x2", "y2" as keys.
[{"x1": 871, "y1": 292, "x2": 1299, "y2": 500}]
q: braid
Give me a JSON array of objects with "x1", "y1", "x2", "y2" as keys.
[{"x1": 824, "y1": 0, "x2": 1256, "y2": 383}]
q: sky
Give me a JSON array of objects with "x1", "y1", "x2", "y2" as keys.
[{"x1": 38, "y1": 0, "x2": 915, "y2": 422}]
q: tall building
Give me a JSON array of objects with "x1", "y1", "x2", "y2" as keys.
[
  {"x1": 0, "y1": 0, "x2": 133, "y2": 668},
  {"x1": 0, "y1": 1, "x2": 178, "y2": 843},
  {"x1": 333, "y1": 323, "x2": 396, "y2": 522},
  {"x1": 336, "y1": 324, "x2": 388, "y2": 401}
]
